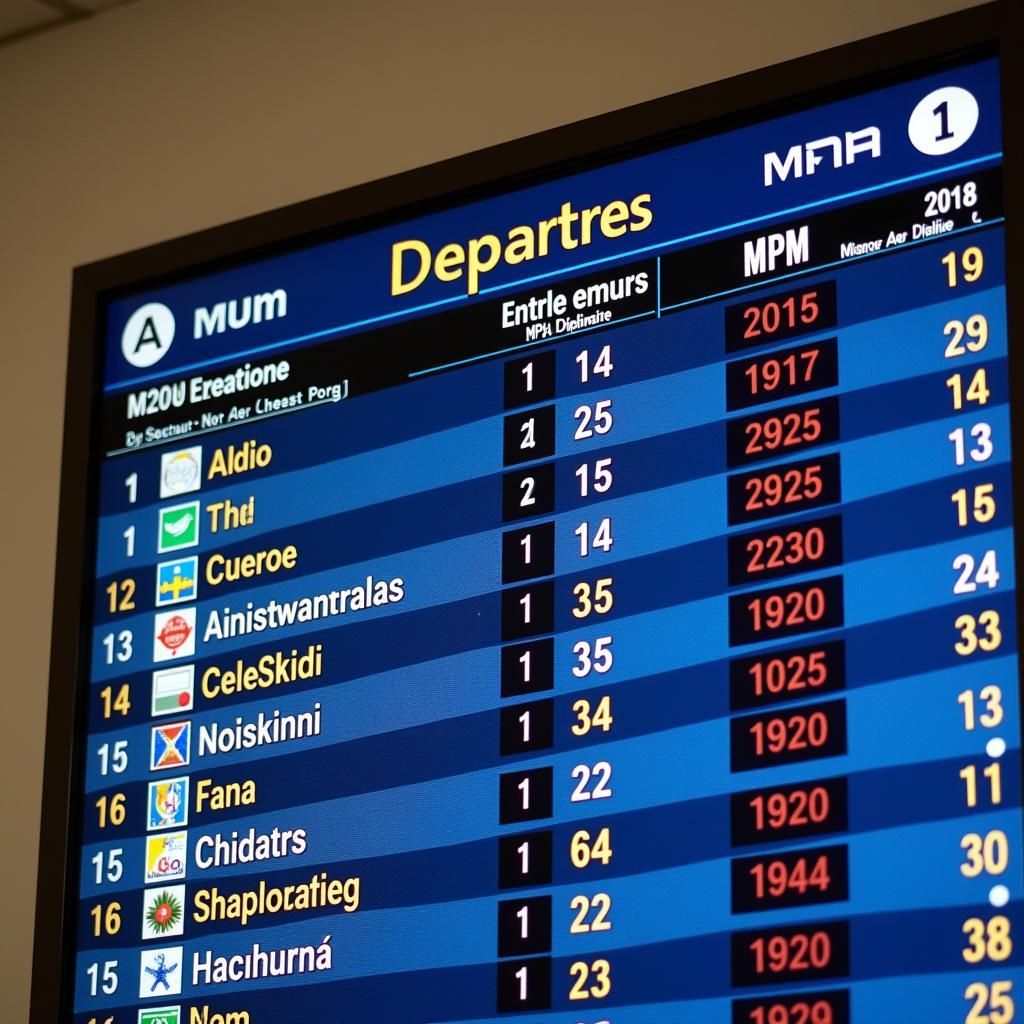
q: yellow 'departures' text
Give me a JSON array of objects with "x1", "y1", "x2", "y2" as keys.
[{"x1": 391, "y1": 194, "x2": 654, "y2": 297}]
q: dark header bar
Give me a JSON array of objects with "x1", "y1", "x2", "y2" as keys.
[{"x1": 101, "y1": 166, "x2": 1003, "y2": 454}]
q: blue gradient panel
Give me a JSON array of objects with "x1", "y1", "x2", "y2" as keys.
[{"x1": 68, "y1": 52, "x2": 1024, "y2": 1024}]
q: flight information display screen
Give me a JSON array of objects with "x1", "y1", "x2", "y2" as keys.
[{"x1": 59, "y1": 36, "x2": 1022, "y2": 1024}]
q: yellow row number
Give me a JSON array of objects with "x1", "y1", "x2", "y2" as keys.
[
  {"x1": 947, "y1": 368, "x2": 991, "y2": 410},
  {"x1": 90, "y1": 901, "x2": 122, "y2": 937},
  {"x1": 965, "y1": 979, "x2": 1014, "y2": 1023},
  {"x1": 943, "y1": 245, "x2": 984, "y2": 287},
  {"x1": 95, "y1": 793, "x2": 126, "y2": 829},
  {"x1": 569, "y1": 959, "x2": 611, "y2": 1000},
  {"x1": 963, "y1": 916, "x2": 1012, "y2": 963},
  {"x1": 573, "y1": 578, "x2": 614, "y2": 618},
  {"x1": 955, "y1": 611, "x2": 1002, "y2": 656}
]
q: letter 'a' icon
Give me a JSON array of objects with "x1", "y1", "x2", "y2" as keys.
[{"x1": 122, "y1": 302, "x2": 175, "y2": 368}]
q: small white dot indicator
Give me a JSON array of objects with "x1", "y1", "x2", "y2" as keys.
[
  {"x1": 990, "y1": 884, "x2": 1010, "y2": 908},
  {"x1": 986, "y1": 737, "x2": 1007, "y2": 759}
]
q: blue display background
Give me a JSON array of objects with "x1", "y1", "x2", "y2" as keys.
[
  {"x1": 101, "y1": 60, "x2": 1001, "y2": 392},
  {"x1": 71, "y1": 53, "x2": 1024, "y2": 1024}
]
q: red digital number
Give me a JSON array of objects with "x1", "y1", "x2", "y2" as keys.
[
  {"x1": 744, "y1": 347, "x2": 821, "y2": 397},
  {"x1": 749, "y1": 650, "x2": 829, "y2": 696},
  {"x1": 745, "y1": 464, "x2": 823, "y2": 512},
  {"x1": 742, "y1": 290, "x2": 821, "y2": 340},
  {"x1": 751, "y1": 786, "x2": 831, "y2": 832},
  {"x1": 750, "y1": 854, "x2": 833, "y2": 900},
  {"x1": 746, "y1": 526, "x2": 826, "y2": 574},
  {"x1": 750, "y1": 930, "x2": 833, "y2": 975},
  {"x1": 750, "y1": 710, "x2": 829, "y2": 756},
  {"x1": 747, "y1": 587, "x2": 827, "y2": 634},
  {"x1": 748, "y1": 999, "x2": 835, "y2": 1024},
  {"x1": 745, "y1": 408, "x2": 822, "y2": 456}
]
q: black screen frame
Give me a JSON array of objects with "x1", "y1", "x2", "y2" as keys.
[{"x1": 31, "y1": 3, "x2": 1024, "y2": 1019}]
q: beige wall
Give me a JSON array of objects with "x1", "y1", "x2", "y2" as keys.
[{"x1": 0, "y1": 0, "x2": 983, "y2": 1018}]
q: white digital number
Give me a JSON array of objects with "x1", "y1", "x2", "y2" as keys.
[
  {"x1": 576, "y1": 345, "x2": 613, "y2": 383},
  {"x1": 90, "y1": 848, "x2": 124, "y2": 885},
  {"x1": 575, "y1": 518, "x2": 614, "y2": 556},
  {"x1": 576, "y1": 458, "x2": 613, "y2": 497},
  {"x1": 953, "y1": 550, "x2": 1000, "y2": 594},
  {"x1": 101, "y1": 630, "x2": 133, "y2": 665},
  {"x1": 949, "y1": 422, "x2": 993, "y2": 465},
  {"x1": 574, "y1": 400, "x2": 614, "y2": 440},
  {"x1": 571, "y1": 761, "x2": 613, "y2": 802},
  {"x1": 85, "y1": 960, "x2": 118, "y2": 996},
  {"x1": 573, "y1": 637, "x2": 613, "y2": 677},
  {"x1": 96, "y1": 740, "x2": 128, "y2": 776}
]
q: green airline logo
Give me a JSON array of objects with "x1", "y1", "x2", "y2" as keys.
[
  {"x1": 158, "y1": 501, "x2": 200, "y2": 553},
  {"x1": 138, "y1": 1007, "x2": 181, "y2": 1024}
]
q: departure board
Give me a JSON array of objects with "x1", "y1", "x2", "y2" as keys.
[{"x1": 32, "y1": 8, "x2": 1024, "y2": 1024}]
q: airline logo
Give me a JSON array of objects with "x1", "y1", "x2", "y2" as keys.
[
  {"x1": 142, "y1": 885, "x2": 186, "y2": 940},
  {"x1": 158, "y1": 501, "x2": 200, "y2": 554},
  {"x1": 153, "y1": 608, "x2": 196, "y2": 663},
  {"x1": 150, "y1": 721, "x2": 191, "y2": 772},
  {"x1": 139, "y1": 946, "x2": 183, "y2": 999},
  {"x1": 151, "y1": 665, "x2": 195, "y2": 717},
  {"x1": 160, "y1": 447, "x2": 202, "y2": 499},
  {"x1": 122, "y1": 303, "x2": 175, "y2": 369},
  {"x1": 155, "y1": 557, "x2": 198, "y2": 607},
  {"x1": 147, "y1": 777, "x2": 189, "y2": 831},
  {"x1": 144, "y1": 832, "x2": 188, "y2": 885},
  {"x1": 138, "y1": 1007, "x2": 180, "y2": 1024}
]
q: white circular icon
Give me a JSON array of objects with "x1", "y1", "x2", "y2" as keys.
[
  {"x1": 121, "y1": 302, "x2": 175, "y2": 368},
  {"x1": 908, "y1": 86, "x2": 979, "y2": 156},
  {"x1": 990, "y1": 884, "x2": 1011, "y2": 909}
]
